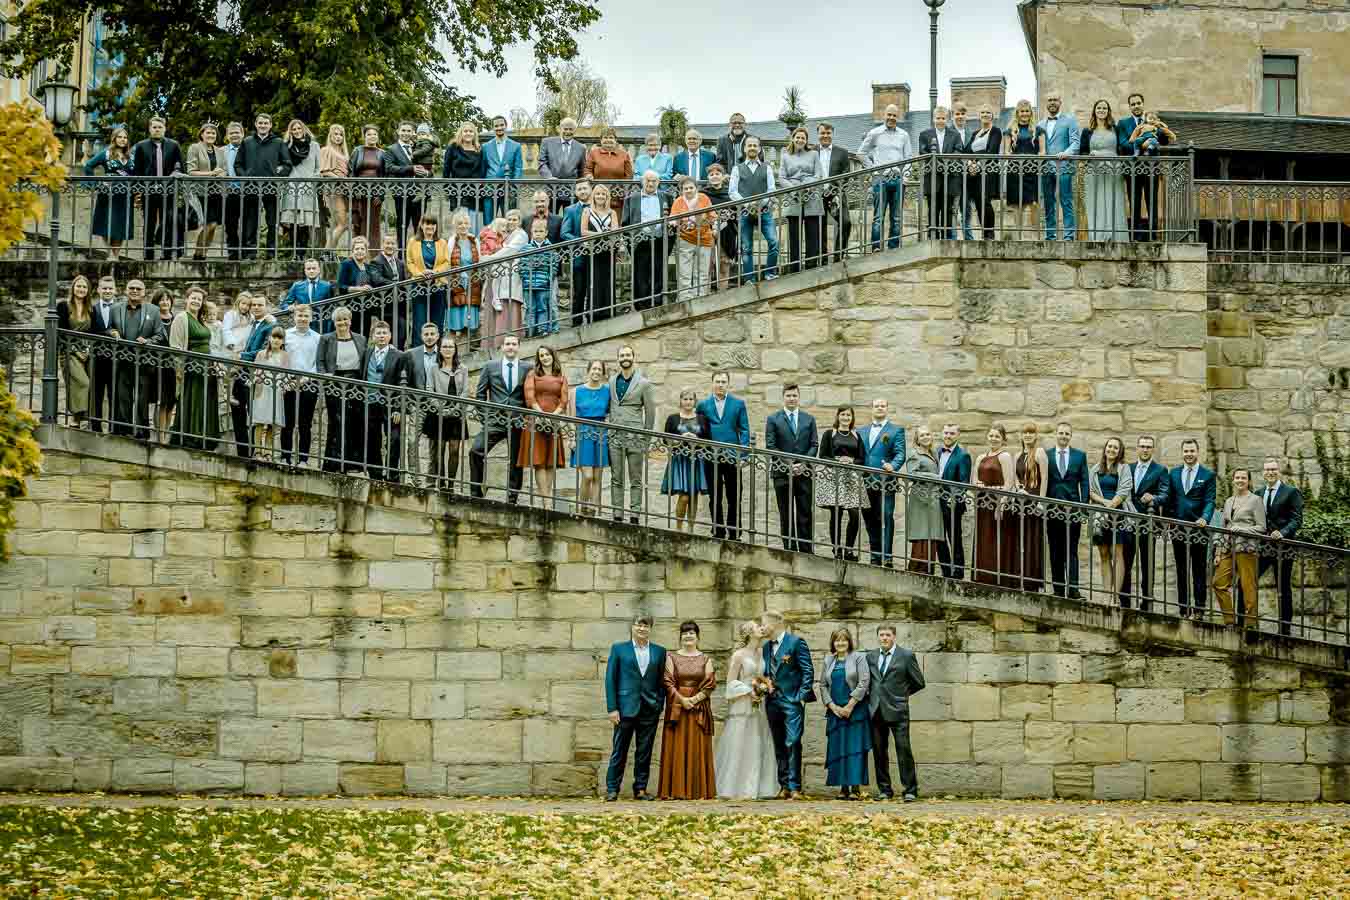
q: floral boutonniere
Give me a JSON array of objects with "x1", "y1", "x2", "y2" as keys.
[{"x1": 880, "y1": 433, "x2": 891, "y2": 445}]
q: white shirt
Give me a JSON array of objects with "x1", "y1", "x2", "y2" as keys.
[
  {"x1": 817, "y1": 145, "x2": 833, "y2": 176},
  {"x1": 728, "y1": 159, "x2": 776, "y2": 202},
  {"x1": 633, "y1": 641, "x2": 651, "y2": 676},
  {"x1": 714, "y1": 397, "x2": 726, "y2": 419},
  {"x1": 939, "y1": 446, "x2": 953, "y2": 474},
  {"x1": 283, "y1": 326, "x2": 320, "y2": 374},
  {"x1": 935, "y1": 127, "x2": 949, "y2": 151},
  {"x1": 1045, "y1": 115, "x2": 1059, "y2": 141},
  {"x1": 869, "y1": 420, "x2": 887, "y2": 447},
  {"x1": 858, "y1": 124, "x2": 913, "y2": 167}
]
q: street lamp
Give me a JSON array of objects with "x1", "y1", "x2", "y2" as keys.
[
  {"x1": 38, "y1": 79, "x2": 77, "y2": 425},
  {"x1": 923, "y1": 0, "x2": 945, "y2": 115}
]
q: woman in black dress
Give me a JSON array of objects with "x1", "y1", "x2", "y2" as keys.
[
  {"x1": 660, "y1": 387, "x2": 711, "y2": 531},
  {"x1": 442, "y1": 122, "x2": 488, "y2": 227},
  {"x1": 422, "y1": 335, "x2": 468, "y2": 490},
  {"x1": 150, "y1": 289, "x2": 179, "y2": 443},
  {"x1": 84, "y1": 126, "x2": 134, "y2": 259},
  {"x1": 1001, "y1": 99, "x2": 1045, "y2": 239},
  {"x1": 816, "y1": 406, "x2": 868, "y2": 561}
]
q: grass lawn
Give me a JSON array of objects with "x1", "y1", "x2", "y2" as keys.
[{"x1": 1, "y1": 803, "x2": 1347, "y2": 897}]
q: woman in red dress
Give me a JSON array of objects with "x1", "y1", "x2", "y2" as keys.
[
  {"x1": 971, "y1": 424, "x2": 1021, "y2": 588},
  {"x1": 517, "y1": 345, "x2": 570, "y2": 507},
  {"x1": 658, "y1": 620, "x2": 716, "y2": 800}
]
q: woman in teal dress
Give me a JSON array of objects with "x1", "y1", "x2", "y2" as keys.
[
  {"x1": 569, "y1": 360, "x2": 610, "y2": 516},
  {"x1": 168, "y1": 286, "x2": 220, "y2": 451},
  {"x1": 815, "y1": 627, "x2": 872, "y2": 799},
  {"x1": 84, "y1": 126, "x2": 135, "y2": 258},
  {"x1": 660, "y1": 388, "x2": 711, "y2": 532}
]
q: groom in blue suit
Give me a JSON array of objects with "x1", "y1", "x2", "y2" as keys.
[
  {"x1": 762, "y1": 610, "x2": 814, "y2": 798},
  {"x1": 604, "y1": 614, "x2": 667, "y2": 801},
  {"x1": 861, "y1": 398, "x2": 906, "y2": 567},
  {"x1": 697, "y1": 372, "x2": 751, "y2": 541},
  {"x1": 482, "y1": 115, "x2": 525, "y2": 224}
]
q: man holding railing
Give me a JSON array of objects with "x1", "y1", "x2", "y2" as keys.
[
  {"x1": 623, "y1": 170, "x2": 672, "y2": 309},
  {"x1": 858, "y1": 104, "x2": 912, "y2": 252},
  {"x1": 108, "y1": 279, "x2": 164, "y2": 440}
]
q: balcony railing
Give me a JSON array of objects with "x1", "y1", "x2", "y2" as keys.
[
  {"x1": 2, "y1": 326, "x2": 1345, "y2": 651},
  {"x1": 1195, "y1": 179, "x2": 1350, "y2": 264}
]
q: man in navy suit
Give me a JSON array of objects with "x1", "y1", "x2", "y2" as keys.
[
  {"x1": 603, "y1": 614, "x2": 667, "y2": 801},
  {"x1": 936, "y1": 423, "x2": 972, "y2": 580},
  {"x1": 761, "y1": 609, "x2": 814, "y2": 798},
  {"x1": 764, "y1": 384, "x2": 818, "y2": 554},
  {"x1": 696, "y1": 371, "x2": 750, "y2": 541},
  {"x1": 1257, "y1": 457, "x2": 1304, "y2": 636},
  {"x1": 1115, "y1": 92, "x2": 1175, "y2": 241},
  {"x1": 234, "y1": 293, "x2": 278, "y2": 458},
  {"x1": 1167, "y1": 437, "x2": 1217, "y2": 618},
  {"x1": 129, "y1": 116, "x2": 185, "y2": 260},
  {"x1": 482, "y1": 115, "x2": 524, "y2": 223},
  {"x1": 282, "y1": 258, "x2": 337, "y2": 310},
  {"x1": 860, "y1": 398, "x2": 906, "y2": 567},
  {"x1": 1122, "y1": 434, "x2": 1170, "y2": 610},
  {"x1": 1045, "y1": 422, "x2": 1090, "y2": 598},
  {"x1": 560, "y1": 178, "x2": 593, "y2": 328},
  {"x1": 672, "y1": 129, "x2": 717, "y2": 183}
]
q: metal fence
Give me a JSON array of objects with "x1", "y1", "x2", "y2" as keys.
[
  {"x1": 4, "y1": 326, "x2": 1346, "y2": 649},
  {"x1": 1196, "y1": 179, "x2": 1350, "y2": 264}
]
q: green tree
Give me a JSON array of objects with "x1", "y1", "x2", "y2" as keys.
[
  {"x1": 656, "y1": 104, "x2": 688, "y2": 152},
  {"x1": 532, "y1": 60, "x2": 618, "y2": 128},
  {"x1": 0, "y1": 0, "x2": 601, "y2": 144}
]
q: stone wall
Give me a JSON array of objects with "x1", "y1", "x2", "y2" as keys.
[
  {"x1": 1206, "y1": 265, "x2": 1350, "y2": 477},
  {"x1": 1, "y1": 437, "x2": 1346, "y2": 800},
  {"x1": 532, "y1": 242, "x2": 1210, "y2": 460},
  {"x1": 1030, "y1": 0, "x2": 1350, "y2": 122}
]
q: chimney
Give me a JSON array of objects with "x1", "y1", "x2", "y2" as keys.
[
  {"x1": 949, "y1": 76, "x2": 1008, "y2": 117},
  {"x1": 872, "y1": 83, "x2": 911, "y2": 122}
]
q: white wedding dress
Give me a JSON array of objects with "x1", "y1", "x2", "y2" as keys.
[{"x1": 714, "y1": 648, "x2": 780, "y2": 799}]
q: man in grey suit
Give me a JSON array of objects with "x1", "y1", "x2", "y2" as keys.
[
  {"x1": 538, "y1": 117, "x2": 586, "y2": 211},
  {"x1": 109, "y1": 279, "x2": 166, "y2": 440},
  {"x1": 405, "y1": 322, "x2": 443, "y2": 483},
  {"x1": 470, "y1": 334, "x2": 532, "y2": 503},
  {"x1": 865, "y1": 623, "x2": 925, "y2": 801},
  {"x1": 607, "y1": 344, "x2": 656, "y2": 523}
]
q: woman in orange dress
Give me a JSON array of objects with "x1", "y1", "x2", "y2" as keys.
[
  {"x1": 971, "y1": 424, "x2": 1021, "y2": 588},
  {"x1": 658, "y1": 620, "x2": 716, "y2": 800},
  {"x1": 517, "y1": 345, "x2": 570, "y2": 506}
]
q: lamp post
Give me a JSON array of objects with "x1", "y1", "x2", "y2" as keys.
[
  {"x1": 38, "y1": 79, "x2": 77, "y2": 425},
  {"x1": 923, "y1": 0, "x2": 945, "y2": 115}
]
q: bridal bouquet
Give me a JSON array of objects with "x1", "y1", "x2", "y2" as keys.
[{"x1": 750, "y1": 676, "x2": 774, "y2": 707}]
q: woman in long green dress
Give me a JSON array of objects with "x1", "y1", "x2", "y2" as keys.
[{"x1": 169, "y1": 286, "x2": 220, "y2": 451}]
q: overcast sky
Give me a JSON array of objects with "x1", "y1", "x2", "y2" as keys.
[{"x1": 451, "y1": 0, "x2": 1036, "y2": 127}]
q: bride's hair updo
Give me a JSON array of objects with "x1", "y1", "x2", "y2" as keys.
[{"x1": 736, "y1": 621, "x2": 759, "y2": 648}]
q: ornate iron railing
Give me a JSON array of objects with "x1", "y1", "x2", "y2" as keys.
[
  {"x1": 5, "y1": 325, "x2": 1345, "y2": 651},
  {"x1": 1195, "y1": 179, "x2": 1350, "y2": 264}
]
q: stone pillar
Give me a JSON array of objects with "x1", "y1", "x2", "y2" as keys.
[
  {"x1": 951, "y1": 76, "x2": 1008, "y2": 118},
  {"x1": 872, "y1": 82, "x2": 912, "y2": 121}
]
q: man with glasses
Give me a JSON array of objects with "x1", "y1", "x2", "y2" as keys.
[
  {"x1": 1257, "y1": 458, "x2": 1304, "y2": 636},
  {"x1": 1037, "y1": 92, "x2": 1080, "y2": 241},
  {"x1": 715, "y1": 113, "x2": 752, "y2": 171},
  {"x1": 109, "y1": 279, "x2": 164, "y2": 439}
]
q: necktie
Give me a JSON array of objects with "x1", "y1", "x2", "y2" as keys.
[
  {"x1": 155, "y1": 142, "x2": 163, "y2": 176},
  {"x1": 880, "y1": 651, "x2": 890, "y2": 676},
  {"x1": 692, "y1": 155, "x2": 699, "y2": 179},
  {"x1": 1058, "y1": 450, "x2": 1067, "y2": 476},
  {"x1": 1266, "y1": 488, "x2": 1274, "y2": 510},
  {"x1": 1185, "y1": 468, "x2": 1194, "y2": 493},
  {"x1": 789, "y1": 412, "x2": 796, "y2": 433},
  {"x1": 307, "y1": 281, "x2": 314, "y2": 301},
  {"x1": 505, "y1": 363, "x2": 513, "y2": 392}
]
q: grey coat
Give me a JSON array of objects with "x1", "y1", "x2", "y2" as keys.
[
  {"x1": 777, "y1": 149, "x2": 824, "y2": 218},
  {"x1": 904, "y1": 449, "x2": 945, "y2": 542},
  {"x1": 607, "y1": 370, "x2": 656, "y2": 431},
  {"x1": 816, "y1": 651, "x2": 871, "y2": 708},
  {"x1": 109, "y1": 300, "x2": 166, "y2": 344},
  {"x1": 538, "y1": 137, "x2": 586, "y2": 180},
  {"x1": 316, "y1": 332, "x2": 368, "y2": 375},
  {"x1": 475, "y1": 356, "x2": 532, "y2": 408},
  {"x1": 1089, "y1": 464, "x2": 1136, "y2": 514}
]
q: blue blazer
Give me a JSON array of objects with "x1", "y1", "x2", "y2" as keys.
[
  {"x1": 1046, "y1": 447, "x2": 1090, "y2": 504},
  {"x1": 1168, "y1": 465, "x2": 1216, "y2": 524},
  {"x1": 483, "y1": 137, "x2": 524, "y2": 180},
  {"x1": 763, "y1": 632, "x2": 814, "y2": 704},
  {"x1": 282, "y1": 279, "x2": 336, "y2": 310},
  {"x1": 696, "y1": 394, "x2": 750, "y2": 460},
  {"x1": 1039, "y1": 115, "x2": 1081, "y2": 157},
  {"x1": 238, "y1": 317, "x2": 277, "y2": 363},
  {"x1": 672, "y1": 149, "x2": 717, "y2": 180},
  {"x1": 939, "y1": 444, "x2": 972, "y2": 484},
  {"x1": 561, "y1": 201, "x2": 586, "y2": 245},
  {"x1": 604, "y1": 640, "x2": 667, "y2": 719},
  {"x1": 860, "y1": 421, "x2": 905, "y2": 471}
]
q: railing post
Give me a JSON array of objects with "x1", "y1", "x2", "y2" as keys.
[
  {"x1": 1186, "y1": 142, "x2": 1197, "y2": 243},
  {"x1": 41, "y1": 191, "x2": 60, "y2": 424}
]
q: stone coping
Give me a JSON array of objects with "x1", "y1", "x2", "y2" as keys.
[{"x1": 38, "y1": 423, "x2": 1347, "y2": 674}]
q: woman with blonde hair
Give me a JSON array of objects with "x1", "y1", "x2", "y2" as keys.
[
  {"x1": 83, "y1": 126, "x2": 134, "y2": 259},
  {"x1": 281, "y1": 118, "x2": 321, "y2": 253},
  {"x1": 1001, "y1": 99, "x2": 1045, "y2": 239},
  {"x1": 443, "y1": 121, "x2": 487, "y2": 227},
  {"x1": 319, "y1": 124, "x2": 351, "y2": 254},
  {"x1": 714, "y1": 620, "x2": 778, "y2": 800},
  {"x1": 185, "y1": 122, "x2": 226, "y2": 259}
]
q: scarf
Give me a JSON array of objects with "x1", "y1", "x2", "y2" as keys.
[{"x1": 289, "y1": 136, "x2": 312, "y2": 164}]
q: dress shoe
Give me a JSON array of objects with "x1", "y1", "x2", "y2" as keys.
[
  {"x1": 788, "y1": 790, "x2": 804, "y2": 800},
  {"x1": 634, "y1": 790, "x2": 657, "y2": 801},
  {"x1": 875, "y1": 792, "x2": 894, "y2": 801},
  {"x1": 628, "y1": 515, "x2": 639, "y2": 525},
  {"x1": 902, "y1": 792, "x2": 917, "y2": 802},
  {"x1": 776, "y1": 789, "x2": 790, "y2": 800}
]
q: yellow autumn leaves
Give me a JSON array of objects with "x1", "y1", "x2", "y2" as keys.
[
  {"x1": 2, "y1": 803, "x2": 1348, "y2": 897},
  {"x1": 0, "y1": 102, "x2": 65, "y2": 256}
]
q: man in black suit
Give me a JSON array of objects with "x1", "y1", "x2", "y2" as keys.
[
  {"x1": 1045, "y1": 422, "x2": 1091, "y2": 598},
  {"x1": 129, "y1": 116, "x2": 184, "y2": 260},
  {"x1": 88, "y1": 275, "x2": 119, "y2": 432},
  {"x1": 236, "y1": 113, "x2": 288, "y2": 259},
  {"x1": 385, "y1": 122, "x2": 426, "y2": 245},
  {"x1": 222, "y1": 122, "x2": 245, "y2": 260},
  {"x1": 1167, "y1": 437, "x2": 1217, "y2": 618},
  {"x1": 936, "y1": 423, "x2": 972, "y2": 580},
  {"x1": 522, "y1": 189, "x2": 564, "y2": 244},
  {"x1": 764, "y1": 384, "x2": 818, "y2": 554},
  {"x1": 622, "y1": 170, "x2": 673, "y2": 311},
  {"x1": 918, "y1": 106, "x2": 964, "y2": 240},
  {"x1": 361, "y1": 319, "x2": 408, "y2": 482},
  {"x1": 1257, "y1": 457, "x2": 1305, "y2": 636},
  {"x1": 815, "y1": 122, "x2": 853, "y2": 261},
  {"x1": 865, "y1": 623, "x2": 925, "y2": 801},
  {"x1": 108, "y1": 279, "x2": 165, "y2": 439},
  {"x1": 470, "y1": 333, "x2": 532, "y2": 502},
  {"x1": 1122, "y1": 434, "x2": 1170, "y2": 610},
  {"x1": 368, "y1": 233, "x2": 410, "y2": 342}
]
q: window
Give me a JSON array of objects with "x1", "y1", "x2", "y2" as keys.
[
  {"x1": 1262, "y1": 55, "x2": 1298, "y2": 117},
  {"x1": 27, "y1": 57, "x2": 49, "y2": 100}
]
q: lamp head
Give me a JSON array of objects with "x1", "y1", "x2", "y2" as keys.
[
  {"x1": 40, "y1": 80, "x2": 78, "y2": 129},
  {"x1": 923, "y1": 0, "x2": 946, "y2": 8}
]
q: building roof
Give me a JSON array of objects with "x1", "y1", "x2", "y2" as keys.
[{"x1": 1161, "y1": 111, "x2": 1350, "y2": 155}]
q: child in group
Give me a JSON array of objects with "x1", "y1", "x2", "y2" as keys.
[
  {"x1": 1132, "y1": 111, "x2": 1162, "y2": 155},
  {"x1": 519, "y1": 217, "x2": 559, "y2": 337},
  {"x1": 250, "y1": 326, "x2": 289, "y2": 460}
]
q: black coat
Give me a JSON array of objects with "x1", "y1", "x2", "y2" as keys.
[
  {"x1": 1130, "y1": 460, "x2": 1171, "y2": 515},
  {"x1": 663, "y1": 411, "x2": 711, "y2": 438},
  {"x1": 819, "y1": 428, "x2": 866, "y2": 465},
  {"x1": 369, "y1": 253, "x2": 409, "y2": 289},
  {"x1": 128, "y1": 138, "x2": 184, "y2": 177},
  {"x1": 1262, "y1": 483, "x2": 1304, "y2": 539},
  {"x1": 236, "y1": 132, "x2": 289, "y2": 178}
]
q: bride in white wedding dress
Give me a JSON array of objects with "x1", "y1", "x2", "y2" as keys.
[{"x1": 714, "y1": 620, "x2": 780, "y2": 799}]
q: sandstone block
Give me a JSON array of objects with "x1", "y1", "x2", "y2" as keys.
[
  {"x1": 973, "y1": 722, "x2": 1025, "y2": 763},
  {"x1": 532, "y1": 764, "x2": 597, "y2": 796},
  {"x1": 1093, "y1": 763, "x2": 1145, "y2": 800},
  {"x1": 1307, "y1": 727, "x2": 1350, "y2": 764},
  {"x1": 245, "y1": 762, "x2": 282, "y2": 796},
  {"x1": 1221, "y1": 724, "x2": 1304, "y2": 763},
  {"x1": 1279, "y1": 690, "x2": 1330, "y2": 725},
  {"x1": 409, "y1": 682, "x2": 466, "y2": 720},
  {"x1": 434, "y1": 720, "x2": 522, "y2": 764},
  {"x1": 1001, "y1": 765, "x2": 1054, "y2": 799},
  {"x1": 1053, "y1": 764, "x2": 1094, "y2": 799},
  {"x1": 10, "y1": 646, "x2": 70, "y2": 675},
  {"x1": 571, "y1": 621, "x2": 631, "y2": 650},
  {"x1": 1025, "y1": 721, "x2": 1074, "y2": 764},
  {"x1": 1146, "y1": 762, "x2": 1202, "y2": 800},
  {"x1": 71, "y1": 646, "x2": 130, "y2": 676},
  {"x1": 1201, "y1": 762, "x2": 1261, "y2": 801},
  {"x1": 1115, "y1": 688, "x2": 1184, "y2": 723},
  {"x1": 303, "y1": 720, "x2": 376, "y2": 762},
  {"x1": 182, "y1": 679, "x2": 256, "y2": 716},
  {"x1": 1185, "y1": 689, "x2": 1279, "y2": 724},
  {"x1": 524, "y1": 720, "x2": 574, "y2": 763},
  {"x1": 909, "y1": 683, "x2": 954, "y2": 721},
  {"x1": 467, "y1": 682, "x2": 550, "y2": 719},
  {"x1": 478, "y1": 620, "x2": 569, "y2": 649},
  {"x1": 296, "y1": 650, "x2": 363, "y2": 680},
  {"x1": 968, "y1": 654, "x2": 1027, "y2": 684},
  {"x1": 951, "y1": 684, "x2": 999, "y2": 721},
  {"x1": 916, "y1": 763, "x2": 1001, "y2": 797},
  {"x1": 341, "y1": 681, "x2": 410, "y2": 719},
  {"x1": 1072, "y1": 724, "x2": 1127, "y2": 763},
  {"x1": 1026, "y1": 653, "x2": 1082, "y2": 684},
  {"x1": 921, "y1": 653, "x2": 968, "y2": 683},
  {"x1": 377, "y1": 720, "x2": 432, "y2": 763},
  {"x1": 280, "y1": 762, "x2": 339, "y2": 796},
  {"x1": 444, "y1": 765, "x2": 532, "y2": 796},
  {"x1": 1127, "y1": 724, "x2": 1220, "y2": 762},
  {"x1": 364, "y1": 650, "x2": 435, "y2": 680},
  {"x1": 332, "y1": 619, "x2": 405, "y2": 650},
  {"x1": 1001, "y1": 684, "x2": 1052, "y2": 721},
  {"x1": 1052, "y1": 683, "x2": 1114, "y2": 722},
  {"x1": 177, "y1": 647, "x2": 231, "y2": 678},
  {"x1": 403, "y1": 763, "x2": 447, "y2": 796},
  {"x1": 220, "y1": 718, "x2": 302, "y2": 762},
  {"x1": 994, "y1": 632, "x2": 1060, "y2": 653},
  {"x1": 174, "y1": 759, "x2": 244, "y2": 793},
  {"x1": 1322, "y1": 767, "x2": 1350, "y2": 803},
  {"x1": 339, "y1": 763, "x2": 404, "y2": 795},
  {"x1": 155, "y1": 617, "x2": 241, "y2": 647},
  {"x1": 112, "y1": 758, "x2": 174, "y2": 792},
  {"x1": 1261, "y1": 764, "x2": 1321, "y2": 802},
  {"x1": 257, "y1": 680, "x2": 339, "y2": 719},
  {"x1": 436, "y1": 651, "x2": 503, "y2": 680},
  {"x1": 911, "y1": 721, "x2": 972, "y2": 763},
  {"x1": 405, "y1": 619, "x2": 478, "y2": 650}
]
